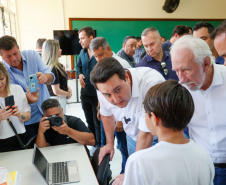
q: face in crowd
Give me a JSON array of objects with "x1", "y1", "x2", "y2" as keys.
[
  {"x1": 123, "y1": 38, "x2": 137, "y2": 57},
  {"x1": 142, "y1": 31, "x2": 162, "y2": 59},
  {"x1": 96, "y1": 73, "x2": 132, "y2": 108}
]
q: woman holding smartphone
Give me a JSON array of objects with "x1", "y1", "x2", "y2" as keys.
[
  {"x1": 0, "y1": 63, "x2": 31, "y2": 152},
  {"x1": 42, "y1": 39, "x2": 72, "y2": 112}
]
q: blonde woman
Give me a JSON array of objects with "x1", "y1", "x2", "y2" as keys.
[
  {"x1": 42, "y1": 39, "x2": 72, "y2": 112},
  {"x1": 0, "y1": 63, "x2": 31, "y2": 152}
]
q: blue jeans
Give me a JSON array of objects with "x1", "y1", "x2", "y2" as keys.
[
  {"x1": 126, "y1": 135, "x2": 136, "y2": 155},
  {"x1": 100, "y1": 120, "x2": 129, "y2": 174},
  {"x1": 214, "y1": 167, "x2": 226, "y2": 185},
  {"x1": 126, "y1": 135, "x2": 159, "y2": 156}
]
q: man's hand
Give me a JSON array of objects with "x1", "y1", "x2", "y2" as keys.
[
  {"x1": 36, "y1": 72, "x2": 48, "y2": 84},
  {"x1": 26, "y1": 87, "x2": 39, "y2": 103},
  {"x1": 79, "y1": 74, "x2": 86, "y2": 88},
  {"x1": 0, "y1": 106, "x2": 12, "y2": 122},
  {"x1": 99, "y1": 143, "x2": 114, "y2": 165},
  {"x1": 115, "y1": 121, "x2": 124, "y2": 132},
  {"x1": 52, "y1": 121, "x2": 69, "y2": 135},
  {"x1": 38, "y1": 117, "x2": 51, "y2": 134},
  {"x1": 113, "y1": 174, "x2": 125, "y2": 185}
]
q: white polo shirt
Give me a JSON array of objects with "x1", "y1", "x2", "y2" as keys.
[
  {"x1": 97, "y1": 67, "x2": 165, "y2": 141},
  {"x1": 123, "y1": 140, "x2": 214, "y2": 185},
  {"x1": 112, "y1": 52, "x2": 131, "y2": 69},
  {"x1": 0, "y1": 84, "x2": 31, "y2": 139},
  {"x1": 187, "y1": 63, "x2": 226, "y2": 163}
]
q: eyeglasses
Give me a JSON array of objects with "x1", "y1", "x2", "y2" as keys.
[{"x1": 160, "y1": 61, "x2": 168, "y2": 76}]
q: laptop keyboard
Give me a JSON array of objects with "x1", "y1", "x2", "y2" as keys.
[{"x1": 52, "y1": 162, "x2": 69, "y2": 183}]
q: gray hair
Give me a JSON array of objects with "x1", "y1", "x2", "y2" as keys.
[
  {"x1": 89, "y1": 37, "x2": 109, "y2": 51},
  {"x1": 141, "y1": 27, "x2": 159, "y2": 37},
  {"x1": 170, "y1": 35, "x2": 214, "y2": 66}
]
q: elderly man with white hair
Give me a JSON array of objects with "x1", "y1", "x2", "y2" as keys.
[{"x1": 170, "y1": 35, "x2": 226, "y2": 185}]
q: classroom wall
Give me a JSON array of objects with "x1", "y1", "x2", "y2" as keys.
[{"x1": 16, "y1": 0, "x2": 226, "y2": 68}]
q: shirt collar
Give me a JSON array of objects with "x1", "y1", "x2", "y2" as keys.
[
  {"x1": 146, "y1": 49, "x2": 170, "y2": 62},
  {"x1": 211, "y1": 63, "x2": 224, "y2": 87}
]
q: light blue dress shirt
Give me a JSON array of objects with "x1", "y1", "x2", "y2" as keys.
[{"x1": 2, "y1": 50, "x2": 55, "y2": 125}]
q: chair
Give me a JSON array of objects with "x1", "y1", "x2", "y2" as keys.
[{"x1": 91, "y1": 147, "x2": 111, "y2": 185}]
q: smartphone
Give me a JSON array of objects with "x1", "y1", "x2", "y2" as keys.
[
  {"x1": 5, "y1": 95, "x2": 14, "y2": 110},
  {"x1": 29, "y1": 74, "x2": 37, "y2": 93}
]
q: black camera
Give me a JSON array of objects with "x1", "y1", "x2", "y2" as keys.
[{"x1": 45, "y1": 115, "x2": 63, "y2": 127}]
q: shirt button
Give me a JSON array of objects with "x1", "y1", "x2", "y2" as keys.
[
  {"x1": 212, "y1": 143, "x2": 215, "y2": 146},
  {"x1": 210, "y1": 128, "x2": 213, "y2": 130}
]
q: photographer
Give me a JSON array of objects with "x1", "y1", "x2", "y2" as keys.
[{"x1": 36, "y1": 99, "x2": 95, "y2": 148}]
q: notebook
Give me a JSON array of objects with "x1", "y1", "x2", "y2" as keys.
[{"x1": 32, "y1": 144, "x2": 80, "y2": 185}]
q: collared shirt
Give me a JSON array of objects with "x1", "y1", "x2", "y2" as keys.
[
  {"x1": 133, "y1": 47, "x2": 145, "y2": 64},
  {"x1": 2, "y1": 50, "x2": 54, "y2": 125},
  {"x1": 215, "y1": 56, "x2": 225, "y2": 65},
  {"x1": 161, "y1": 39, "x2": 172, "y2": 52},
  {"x1": 187, "y1": 63, "x2": 226, "y2": 163},
  {"x1": 76, "y1": 49, "x2": 97, "y2": 96},
  {"x1": 135, "y1": 51, "x2": 178, "y2": 81},
  {"x1": 112, "y1": 52, "x2": 131, "y2": 69},
  {"x1": 97, "y1": 67, "x2": 165, "y2": 141},
  {"x1": 116, "y1": 48, "x2": 136, "y2": 67}
]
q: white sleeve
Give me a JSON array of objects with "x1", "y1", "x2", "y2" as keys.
[
  {"x1": 138, "y1": 109, "x2": 150, "y2": 132},
  {"x1": 123, "y1": 156, "x2": 144, "y2": 185},
  {"x1": 97, "y1": 90, "x2": 113, "y2": 117},
  {"x1": 18, "y1": 85, "x2": 31, "y2": 113}
]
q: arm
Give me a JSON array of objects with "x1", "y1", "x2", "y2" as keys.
[
  {"x1": 66, "y1": 86, "x2": 72, "y2": 99},
  {"x1": 36, "y1": 72, "x2": 54, "y2": 85},
  {"x1": 75, "y1": 53, "x2": 86, "y2": 88},
  {"x1": 36, "y1": 117, "x2": 51, "y2": 148},
  {"x1": 51, "y1": 84, "x2": 70, "y2": 97},
  {"x1": 52, "y1": 121, "x2": 95, "y2": 146},
  {"x1": 12, "y1": 105, "x2": 31, "y2": 122},
  {"x1": 135, "y1": 131, "x2": 153, "y2": 151},
  {"x1": 99, "y1": 114, "x2": 115, "y2": 164}
]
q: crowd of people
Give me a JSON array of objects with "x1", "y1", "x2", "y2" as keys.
[{"x1": 0, "y1": 20, "x2": 225, "y2": 185}]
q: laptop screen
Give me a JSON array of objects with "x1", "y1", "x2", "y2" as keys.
[{"x1": 32, "y1": 145, "x2": 48, "y2": 181}]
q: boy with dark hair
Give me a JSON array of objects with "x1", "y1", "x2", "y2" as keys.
[{"x1": 123, "y1": 80, "x2": 214, "y2": 185}]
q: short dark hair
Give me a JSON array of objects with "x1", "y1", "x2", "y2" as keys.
[
  {"x1": 192, "y1": 22, "x2": 214, "y2": 35},
  {"x1": 135, "y1": 37, "x2": 141, "y2": 42},
  {"x1": 123, "y1": 36, "x2": 136, "y2": 45},
  {"x1": 143, "y1": 80, "x2": 194, "y2": 131},
  {"x1": 171, "y1": 25, "x2": 189, "y2": 37},
  {"x1": 0, "y1": 35, "x2": 18, "y2": 51},
  {"x1": 210, "y1": 20, "x2": 226, "y2": 39},
  {"x1": 36, "y1": 38, "x2": 47, "y2": 49},
  {"x1": 41, "y1": 99, "x2": 61, "y2": 115},
  {"x1": 90, "y1": 57, "x2": 125, "y2": 90},
  {"x1": 78, "y1": 26, "x2": 95, "y2": 37}
]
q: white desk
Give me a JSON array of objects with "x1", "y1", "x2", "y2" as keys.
[{"x1": 0, "y1": 143, "x2": 99, "y2": 185}]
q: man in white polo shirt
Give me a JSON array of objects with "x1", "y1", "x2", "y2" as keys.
[{"x1": 90, "y1": 57, "x2": 164, "y2": 184}]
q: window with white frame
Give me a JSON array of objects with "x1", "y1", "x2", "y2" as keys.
[{"x1": 0, "y1": 0, "x2": 17, "y2": 39}]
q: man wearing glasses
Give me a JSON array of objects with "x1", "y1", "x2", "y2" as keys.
[
  {"x1": 36, "y1": 99, "x2": 95, "y2": 148},
  {"x1": 135, "y1": 27, "x2": 178, "y2": 81}
]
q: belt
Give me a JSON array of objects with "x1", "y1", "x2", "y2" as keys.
[{"x1": 214, "y1": 163, "x2": 226, "y2": 168}]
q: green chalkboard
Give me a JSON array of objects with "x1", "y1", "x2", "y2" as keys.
[{"x1": 70, "y1": 18, "x2": 223, "y2": 68}]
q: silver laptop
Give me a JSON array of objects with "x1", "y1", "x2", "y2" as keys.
[{"x1": 32, "y1": 144, "x2": 80, "y2": 185}]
